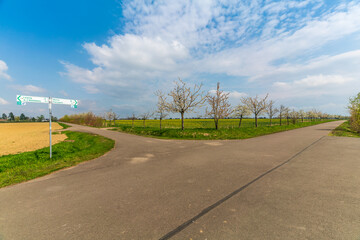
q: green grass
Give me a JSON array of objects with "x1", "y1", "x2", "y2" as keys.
[
  {"x1": 330, "y1": 121, "x2": 360, "y2": 138},
  {"x1": 107, "y1": 118, "x2": 295, "y2": 129},
  {"x1": 58, "y1": 122, "x2": 71, "y2": 129},
  {"x1": 0, "y1": 131, "x2": 114, "y2": 188},
  {"x1": 111, "y1": 119, "x2": 333, "y2": 140},
  {"x1": 109, "y1": 118, "x2": 339, "y2": 129}
]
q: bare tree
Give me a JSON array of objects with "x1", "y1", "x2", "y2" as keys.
[
  {"x1": 266, "y1": 100, "x2": 278, "y2": 126},
  {"x1": 155, "y1": 90, "x2": 168, "y2": 130},
  {"x1": 130, "y1": 113, "x2": 137, "y2": 127},
  {"x1": 306, "y1": 110, "x2": 314, "y2": 121},
  {"x1": 205, "y1": 82, "x2": 232, "y2": 130},
  {"x1": 112, "y1": 112, "x2": 118, "y2": 126},
  {"x1": 241, "y1": 94, "x2": 269, "y2": 127},
  {"x1": 279, "y1": 105, "x2": 288, "y2": 126},
  {"x1": 321, "y1": 112, "x2": 329, "y2": 120},
  {"x1": 285, "y1": 108, "x2": 290, "y2": 125},
  {"x1": 298, "y1": 110, "x2": 305, "y2": 122},
  {"x1": 313, "y1": 109, "x2": 321, "y2": 121},
  {"x1": 308, "y1": 109, "x2": 320, "y2": 121},
  {"x1": 105, "y1": 109, "x2": 116, "y2": 127},
  {"x1": 165, "y1": 78, "x2": 205, "y2": 130},
  {"x1": 233, "y1": 104, "x2": 251, "y2": 128},
  {"x1": 289, "y1": 110, "x2": 299, "y2": 124},
  {"x1": 140, "y1": 112, "x2": 153, "y2": 128}
]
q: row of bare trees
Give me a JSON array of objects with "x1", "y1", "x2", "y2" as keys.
[
  {"x1": 152, "y1": 78, "x2": 334, "y2": 130},
  {"x1": 99, "y1": 78, "x2": 338, "y2": 130}
]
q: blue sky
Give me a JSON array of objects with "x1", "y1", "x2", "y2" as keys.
[{"x1": 1, "y1": 0, "x2": 360, "y2": 118}]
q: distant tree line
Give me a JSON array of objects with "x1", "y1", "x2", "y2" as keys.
[
  {"x1": 59, "y1": 78, "x2": 346, "y2": 129},
  {"x1": 1, "y1": 112, "x2": 57, "y2": 122}
]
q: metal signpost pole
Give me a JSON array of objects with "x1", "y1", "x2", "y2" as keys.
[
  {"x1": 17, "y1": 95, "x2": 78, "y2": 159},
  {"x1": 49, "y1": 97, "x2": 52, "y2": 159}
]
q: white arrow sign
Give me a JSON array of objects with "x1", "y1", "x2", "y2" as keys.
[
  {"x1": 17, "y1": 95, "x2": 78, "y2": 108},
  {"x1": 17, "y1": 95, "x2": 49, "y2": 105},
  {"x1": 52, "y1": 98, "x2": 78, "y2": 108}
]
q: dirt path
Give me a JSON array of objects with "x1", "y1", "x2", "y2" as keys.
[{"x1": 1, "y1": 121, "x2": 359, "y2": 239}]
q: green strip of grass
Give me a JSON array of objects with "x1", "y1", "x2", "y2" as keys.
[
  {"x1": 330, "y1": 121, "x2": 360, "y2": 138},
  {"x1": 58, "y1": 122, "x2": 71, "y2": 129},
  {"x1": 0, "y1": 131, "x2": 114, "y2": 188},
  {"x1": 112, "y1": 120, "x2": 333, "y2": 140}
]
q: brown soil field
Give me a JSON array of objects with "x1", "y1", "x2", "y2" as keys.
[{"x1": 0, "y1": 122, "x2": 67, "y2": 156}]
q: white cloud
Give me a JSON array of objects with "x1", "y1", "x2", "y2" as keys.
[
  {"x1": 62, "y1": 35, "x2": 189, "y2": 87},
  {"x1": 228, "y1": 91, "x2": 248, "y2": 99},
  {"x1": 65, "y1": 0, "x2": 321, "y2": 86},
  {"x1": 274, "y1": 74, "x2": 352, "y2": 88},
  {"x1": 62, "y1": 0, "x2": 360, "y2": 114},
  {"x1": 294, "y1": 75, "x2": 351, "y2": 87},
  {"x1": 0, "y1": 60, "x2": 11, "y2": 80},
  {"x1": 59, "y1": 90, "x2": 68, "y2": 97},
  {"x1": 84, "y1": 35, "x2": 189, "y2": 71},
  {"x1": 252, "y1": 49, "x2": 360, "y2": 83},
  {"x1": 10, "y1": 84, "x2": 46, "y2": 94},
  {"x1": 199, "y1": 2, "x2": 360, "y2": 79},
  {"x1": 208, "y1": 89, "x2": 247, "y2": 99},
  {"x1": 83, "y1": 85, "x2": 100, "y2": 94},
  {"x1": 0, "y1": 97, "x2": 9, "y2": 105},
  {"x1": 271, "y1": 74, "x2": 355, "y2": 99}
]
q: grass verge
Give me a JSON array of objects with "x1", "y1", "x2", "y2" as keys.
[
  {"x1": 58, "y1": 122, "x2": 71, "y2": 129},
  {"x1": 0, "y1": 131, "x2": 114, "y2": 188},
  {"x1": 112, "y1": 120, "x2": 333, "y2": 140},
  {"x1": 330, "y1": 121, "x2": 360, "y2": 138}
]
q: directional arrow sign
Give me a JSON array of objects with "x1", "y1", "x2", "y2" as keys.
[
  {"x1": 17, "y1": 94, "x2": 78, "y2": 159},
  {"x1": 17, "y1": 95, "x2": 49, "y2": 105},
  {"x1": 52, "y1": 98, "x2": 78, "y2": 108}
]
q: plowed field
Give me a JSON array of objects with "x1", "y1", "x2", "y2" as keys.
[{"x1": 0, "y1": 122, "x2": 66, "y2": 156}]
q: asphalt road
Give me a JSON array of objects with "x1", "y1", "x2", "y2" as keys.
[{"x1": 0, "y1": 121, "x2": 359, "y2": 240}]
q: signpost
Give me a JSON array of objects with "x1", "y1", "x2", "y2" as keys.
[
  {"x1": 52, "y1": 98, "x2": 78, "y2": 108},
  {"x1": 17, "y1": 95, "x2": 49, "y2": 105},
  {"x1": 17, "y1": 95, "x2": 78, "y2": 158}
]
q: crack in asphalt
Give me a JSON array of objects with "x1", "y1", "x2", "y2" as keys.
[{"x1": 159, "y1": 136, "x2": 326, "y2": 240}]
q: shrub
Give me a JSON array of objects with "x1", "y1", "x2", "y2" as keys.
[
  {"x1": 349, "y1": 93, "x2": 360, "y2": 133},
  {"x1": 60, "y1": 112, "x2": 104, "y2": 127}
]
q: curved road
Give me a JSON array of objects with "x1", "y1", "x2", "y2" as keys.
[{"x1": 0, "y1": 121, "x2": 359, "y2": 239}]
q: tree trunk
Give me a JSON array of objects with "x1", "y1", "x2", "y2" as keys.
[
  {"x1": 255, "y1": 114, "x2": 258, "y2": 127},
  {"x1": 287, "y1": 116, "x2": 289, "y2": 125},
  {"x1": 270, "y1": 117, "x2": 272, "y2": 126},
  {"x1": 160, "y1": 117, "x2": 162, "y2": 130},
  {"x1": 238, "y1": 115, "x2": 243, "y2": 128},
  {"x1": 214, "y1": 118, "x2": 218, "y2": 130},
  {"x1": 280, "y1": 114, "x2": 282, "y2": 126},
  {"x1": 302, "y1": 117, "x2": 304, "y2": 122},
  {"x1": 181, "y1": 112, "x2": 184, "y2": 130}
]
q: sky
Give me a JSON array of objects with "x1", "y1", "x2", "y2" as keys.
[{"x1": 1, "y1": 0, "x2": 360, "y2": 118}]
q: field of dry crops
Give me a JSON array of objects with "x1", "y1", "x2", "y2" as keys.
[{"x1": 0, "y1": 122, "x2": 66, "y2": 156}]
